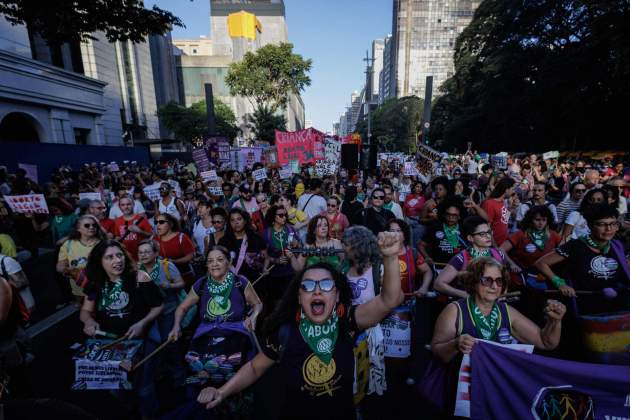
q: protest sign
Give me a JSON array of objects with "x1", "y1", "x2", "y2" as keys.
[
  {"x1": 73, "y1": 339, "x2": 142, "y2": 390},
  {"x1": 108, "y1": 163, "x2": 120, "y2": 172},
  {"x1": 4, "y1": 194, "x2": 48, "y2": 214},
  {"x1": 279, "y1": 165, "x2": 293, "y2": 179},
  {"x1": 404, "y1": 162, "x2": 417, "y2": 176},
  {"x1": 290, "y1": 160, "x2": 300, "y2": 174},
  {"x1": 253, "y1": 168, "x2": 268, "y2": 181},
  {"x1": 192, "y1": 148, "x2": 211, "y2": 172},
  {"x1": 542, "y1": 150, "x2": 560, "y2": 160},
  {"x1": 79, "y1": 192, "x2": 102, "y2": 201},
  {"x1": 275, "y1": 128, "x2": 324, "y2": 165},
  {"x1": 491, "y1": 153, "x2": 508, "y2": 170},
  {"x1": 264, "y1": 147, "x2": 278, "y2": 167},
  {"x1": 143, "y1": 185, "x2": 161, "y2": 201},
  {"x1": 208, "y1": 186, "x2": 223, "y2": 196},
  {"x1": 380, "y1": 304, "x2": 412, "y2": 358},
  {"x1": 18, "y1": 163, "x2": 38, "y2": 183},
  {"x1": 315, "y1": 160, "x2": 337, "y2": 177},
  {"x1": 461, "y1": 341, "x2": 630, "y2": 419},
  {"x1": 238, "y1": 147, "x2": 265, "y2": 171},
  {"x1": 200, "y1": 170, "x2": 218, "y2": 182}
]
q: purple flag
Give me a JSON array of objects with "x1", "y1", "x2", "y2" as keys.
[{"x1": 470, "y1": 342, "x2": 630, "y2": 420}]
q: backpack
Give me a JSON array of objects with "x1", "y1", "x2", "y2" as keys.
[{"x1": 161, "y1": 258, "x2": 197, "y2": 328}]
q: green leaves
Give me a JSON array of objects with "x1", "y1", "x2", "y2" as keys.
[
  {"x1": 225, "y1": 43, "x2": 312, "y2": 112},
  {"x1": 0, "y1": 0, "x2": 183, "y2": 45},
  {"x1": 246, "y1": 104, "x2": 287, "y2": 144}
]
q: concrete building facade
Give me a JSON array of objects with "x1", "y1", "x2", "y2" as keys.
[
  {"x1": 0, "y1": 15, "x2": 175, "y2": 145},
  {"x1": 386, "y1": 0, "x2": 479, "y2": 100}
]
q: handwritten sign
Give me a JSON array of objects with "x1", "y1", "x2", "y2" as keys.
[
  {"x1": 279, "y1": 165, "x2": 292, "y2": 179},
  {"x1": 192, "y1": 148, "x2": 211, "y2": 172},
  {"x1": 200, "y1": 170, "x2": 218, "y2": 182},
  {"x1": 73, "y1": 339, "x2": 142, "y2": 390},
  {"x1": 79, "y1": 192, "x2": 102, "y2": 201},
  {"x1": 253, "y1": 168, "x2": 268, "y2": 181},
  {"x1": 208, "y1": 186, "x2": 223, "y2": 196},
  {"x1": 404, "y1": 162, "x2": 417, "y2": 176},
  {"x1": 315, "y1": 160, "x2": 337, "y2": 177},
  {"x1": 4, "y1": 194, "x2": 48, "y2": 214},
  {"x1": 18, "y1": 163, "x2": 38, "y2": 183},
  {"x1": 274, "y1": 128, "x2": 324, "y2": 165},
  {"x1": 143, "y1": 185, "x2": 161, "y2": 201}
]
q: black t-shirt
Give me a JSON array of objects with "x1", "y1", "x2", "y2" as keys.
[
  {"x1": 556, "y1": 239, "x2": 630, "y2": 315},
  {"x1": 356, "y1": 207, "x2": 395, "y2": 237},
  {"x1": 87, "y1": 279, "x2": 163, "y2": 336},
  {"x1": 218, "y1": 232, "x2": 266, "y2": 283},
  {"x1": 422, "y1": 222, "x2": 466, "y2": 265},
  {"x1": 261, "y1": 308, "x2": 359, "y2": 420},
  {"x1": 341, "y1": 201, "x2": 365, "y2": 226}
]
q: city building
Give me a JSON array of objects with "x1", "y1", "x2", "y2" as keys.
[
  {"x1": 379, "y1": 34, "x2": 394, "y2": 104},
  {"x1": 0, "y1": 15, "x2": 177, "y2": 145},
  {"x1": 371, "y1": 39, "x2": 385, "y2": 103},
  {"x1": 174, "y1": 0, "x2": 305, "y2": 140},
  {"x1": 385, "y1": 0, "x2": 480, "y2": 100}
]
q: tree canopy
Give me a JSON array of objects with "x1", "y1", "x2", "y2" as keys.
[
  {"x1": 355, "y1": 96, "x2": 423, "y2": 153},
  {"x1": 0, "y1": 0, "x2": 183, "y2": 45},
  {"x1": 157, "y1": 99, "x2": 239, "y2": 145},
  {"x1": 225, "y1": 42, "x2": 312, "y2": 112},
  {"x1": 431, "y1": 0, "x2": 630, "y2": 152}
]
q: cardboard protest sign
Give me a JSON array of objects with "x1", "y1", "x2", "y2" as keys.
[
  {"x1": 79, "y1": 192, "x2": 102, "y2": 201},
  {"x1": 315, "y1": 160, "x2": 337, "y2": 177},
  {"x1": 200, "y1": 170, "x2": 218, "y2": 182},
  {"x1": 192, "y1": 148, "x2": 211, "y2": 172},
  {"x1": 253, "y1": 168, "x2": 268, "y2": 181},
  {"x1": 143, "y1": 185, "x2": 161, "y2": 201},
  {"x1": 4, "y1": 194, "x2": 48, "y2": 214},
  {"x1": 18, "y1": 163, "x2": 38, "y2": 183},
  {"x1": 274, "y1": 128, "x2": 324, "y2": 165},
  {"x1": 73, "y1": 339, "x2": 142, "y2": 390},
  {"x1": 279, "y1": 165, "x2": 292, "y2": 179},
  {"x1": 491, "y1": 153, "x2": 508, "y2": 170},
  {"x1": 542, "y1": 150, "x2": 559, "y2": 160}
]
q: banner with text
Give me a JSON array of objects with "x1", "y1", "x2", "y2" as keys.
[
  {"x1": 5, "y1": 194, "x2": 49, "y2": 214},
  {"x1": 275, "y1": 128, "x2": 325, "y2": 165},
  {"x1": 467, "y1": 341, "x2": 630, "y2": 420}
]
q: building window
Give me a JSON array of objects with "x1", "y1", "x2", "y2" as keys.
[
  {"x1": 192, "y1": 49, "x2": 197, "y2": 54},
  {"x1": 74, "y1": 128, "x2": 90, "y2": 145}
]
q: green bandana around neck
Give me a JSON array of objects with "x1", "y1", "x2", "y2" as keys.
[
  {"x1": 272, "y1": 227, "x2": 288, "y2": 251},
  {"x1": 580, "y1": 235, "x2": 611, "y2": 254},
  {"x1": 206, "y1": 271, "x2": 235, "y2": 313},
  {"x1": 141, "y1": 262, "x2": 160, "y2": 285},
  {"x1": 527, "y1": 229, "x2": 548, "y2": 251},
  {"x1": 469, "y1": 247, "x2": 491, "y2": 259},
  {"x1": 443, "y1": 224, "x2": 460, "y2": 249},
  {"x1": 298, "y1": 309, "x2": 339, "y2": 365},
  {"x1": 99, "y1": 280, "x2": 123, "y2": 311},
  {"x1": 467, "y1": 297, "x2": 500, "y2": 340}
]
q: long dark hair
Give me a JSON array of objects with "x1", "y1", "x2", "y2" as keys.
[
  {"x1": 84, "y1": 240, "x2": 137, "y2": 300},
  {"x1": 578, "y1": 188, "x2": 605, "y2": 214},
  {"x1": 262, "y1": 262, "x2": 352, "y2": 338},
  {"x1": 306, "y1": 215, "x2": 329, "y2": 245},
  {"x1": 489, "y1": 178, "x2": 515, "y2": 199},
  {"x1": 222, "y1": 208, "x2": 256, "y2": 248},
  {"x1": 520, "y1": 205, "x2": 554, "y2": 232}
]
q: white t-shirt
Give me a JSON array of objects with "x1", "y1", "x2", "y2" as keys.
[
  {"x1": 565, "y1": 211, "x2": 589, "y2": 240},
  {"x1": 384, "y1": 202, "x2": 404, "y2": 220},
  {"x1": 192, "y1": 220, "x2": 215, "y2": 256},
  {"x1": 346, "y1": 266, "x2": 376, "y2": 306},
  {"x1": 159, "y1": 198, "x2": 182, "y2": 220},
  {"x1": 0, "y1": 253, "x2": 22, "y2": 276},
  {"x1": 297, "y1": 193, "x2": 327, "y2": 219}
]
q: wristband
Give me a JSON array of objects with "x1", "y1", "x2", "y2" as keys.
[{"x1": 551, "y1": 275, "x2": 566, "y2": 288}]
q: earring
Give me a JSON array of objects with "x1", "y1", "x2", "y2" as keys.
[
  {"x1": 336, "y1": 304, "x2": 345, "y2": 318},
  {"x1": 295, "y1": 309, "x2": 301, "y2": 323}
]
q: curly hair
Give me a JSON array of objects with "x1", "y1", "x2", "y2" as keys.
[
  {"x1": 341, "y1": 226, "x2": 381, "y2": 275},
  {"x1": 306, "y1": 215, "x2": 329, "y2": 245},
  {"x1": 262, "y1": 262, "x2": 352, "y2": 338},
  {"x1": 519, "y1": 205, "x2": 554, "y2": 232},
  {"x1": 437, "y1": 197, "x2": 465, "y2": 224},
  {"x1": 458, "y1": 256, "x2": 510, "y2": 295}
]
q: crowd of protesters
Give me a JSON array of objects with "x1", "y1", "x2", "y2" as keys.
[{"x1": 0, "y1": 149, "x2": 628, "y2": 419}]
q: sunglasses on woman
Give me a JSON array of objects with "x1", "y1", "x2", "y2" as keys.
[
  {"x1": 83, "y1": 223, "x2": 98, "y2": 229},
  {"x1": 156, "y1": 220, "x2": 168, "y2": 225},
  {"x1": 300, "y1": 278, "x2": 335, "y2": 293},
  {"x1": 480, "y1": 276, "x2": 504, "y2": 288}
]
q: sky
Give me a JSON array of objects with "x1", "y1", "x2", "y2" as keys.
[{"x1": 146, "y1": 0, "x2": 393, "y2": 132}]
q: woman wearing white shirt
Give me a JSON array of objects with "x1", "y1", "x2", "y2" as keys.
[{"x1": 561, "y1": 188, "x2": 605, "y2": 242}]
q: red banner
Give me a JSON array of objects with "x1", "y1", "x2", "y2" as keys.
[
  {"x1": 274, "y1": 128, "x2": 325, "y2": 165},
  {"x1": 341, "y1": 133, "x2": 362, "y2": 146}
]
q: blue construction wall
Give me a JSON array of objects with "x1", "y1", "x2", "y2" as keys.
[{"x1": 0, "y1": 142, "x2": 150, "y2": 183}]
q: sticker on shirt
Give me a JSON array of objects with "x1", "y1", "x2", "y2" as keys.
[
  {"x1": 207, "y1": 296, "x2": 231, "y2": 317},
  {"x1": 435, "y1": 231, "x2": 445, "y2": 240},
  {"x1": 106, "y1": 291, "x2": 130, "y2": 318},
  {"x1": 398, "y1": 259, "x2": 408, "y2": 275},
  {"x1": 408, "y1": 199, "x2": 418, "y2": 207},
  {"x1": 525, "y1": 244, "x2": 537, "y2": 253},
  {"x1": 349, "y1": 278, "x2": 368, "y2": 300},
  {"x1": 589, "y1": 256, "x2": 619, "y2": 280},
  {"x1": 302, "y1": 353, "x2": 341, "y2": 397}
]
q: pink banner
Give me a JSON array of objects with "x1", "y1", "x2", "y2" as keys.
[{"x1": 274, "y1": 128, "x2": 325, "y2": 165}]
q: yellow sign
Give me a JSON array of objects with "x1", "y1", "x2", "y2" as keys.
[{"x1": 228, "y1": 11, "x2": 262, "y2": 40}]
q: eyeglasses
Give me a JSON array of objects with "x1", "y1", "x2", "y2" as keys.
[
  {"x1": 137, "y1": 250, "x2": 153, "y2": 256},
  {"x1": 156, "y1": 220, "x2": 168, "y2": 225},
  {"x1": 372, "y1": 195, "x2": 385, "y2": 200},
  {"x1": 472, "y1": 230, "x2": 493, "y2": 237},
  {"x1": 212, "y1": 219, "x2": 224, "y2": 224},
  {"x1": 480, "y1": 276, "x2": 504, "y2": 288},
  {"x1": 574, "y1": 188, "x2": 586, "y2": 193},
  {"x1": 276, "y1": 213, "x2": 287, "y2": 218},
  {"x1": 593, "y1": 221, "x2": 620, "y2": 229},
  {"x1": 300, "y1": 278, "x2": 335, "y2": 293},
  {"x1": 83, "y1": 223, "x2": 98, "y2": 228}
]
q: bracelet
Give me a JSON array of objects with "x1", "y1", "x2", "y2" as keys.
[{"x1": 551, "y1": 275, "x2": 566, "y2": 288}]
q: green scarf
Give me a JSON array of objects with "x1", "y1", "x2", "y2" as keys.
[
  {"x1": 272, "y1": 227, "x2": 288, "y2": 251},
  {"x1": 298, "y1": 309, "x2": 339, "y2": 365},
  {"x1": 467, "y1": 297, "x2": 500, "y2": 340},
  {"x1": 580, "y1": 235, "x2": 610, "y2": 254},
  {"x1": 443, "y1": 224, "x2": 460, "y2": 249},
  {"x1": 527, "y1": 229, "x2": 548, "y2": 251},
  {"x1": 99, "y1": 280, "x2": 123, "y2": 311},
  {"x1": 206, "y1": 271, "x2": 235, "y2": 313},
  {"x1": 140, "y1": 262, "x2": 160, "y2": 285},
  {"x1": 469, "y1": 247, "x2": 491, "y2": 259}
]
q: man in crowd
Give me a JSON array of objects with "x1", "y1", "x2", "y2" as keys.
[
  {"x1": 297, "y1": 178, "x2": 327, "y2": 219},
  {"x1": 515, "y1": 183, "x2": 558, "y2": 226},
  {"x1": 321, "y1": 196, "x2": 349, "y2": 240},
  {"x1": 108, "y1": 186, "x2": 145, "y2": 219},
  {"x1": 556, "y1": 182, "x2": 586, "y2": 225},
  {"x1": 355, "y1": 188, "x2": 396, "y2": 236},
  {"x1": 231, "y1": 183, "x2": 258, "y2": 215},
  {"x1": 383, "y1": 185, "x2": 404, "y2": 219},
  {"x1": 113, "y1": 196, "x2": 152, "y2": 261},
  {"x1": 155, "y1": 182, "x2": 186, "y2": 222},
  {"x1": 88, "y1": 200, "x2": 114, "y2": 239}
]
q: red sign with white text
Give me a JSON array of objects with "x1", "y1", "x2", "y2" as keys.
[{"x1": 274, "y1": 128, "x2": 325, "y2": 165}]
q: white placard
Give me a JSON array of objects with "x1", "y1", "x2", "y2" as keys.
[
  {"x1": 200, "y1": 170, "x2": 218, "y2": 181},
  {"x1": 4, "y1": 194, "x2": 49, "y2": 214},
  {"x1": 404, "y1": 162, "x2": 417, "y2": 176},
  {"x1": 74, "y1": 359, "x2": 129, "y2": 390},
  {"x1": 208, "y1": 186, "x2": 224, "y2": 196},
  {"x1": 380, "y1": 311, "x2": 411, "y2": 358},
  {"x1": 108, "y1": 163, "x2": 120, "y2": 172},
  {"x1": 253, "y1": 168, "x2": 268, "y2": 181},
  {"x1": 143, "y1": 185, "x2": 161, "y2": 201},
  {"x1": 279, "y1": 165, "x2": 292, "y2": 179},
  {"x1": 79, "y1": 192, "x2": 102, "y2": 201}
]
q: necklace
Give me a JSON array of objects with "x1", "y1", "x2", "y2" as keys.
[{"x1": 581, "y1": 235, "x2": 610, "y2": 254}]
